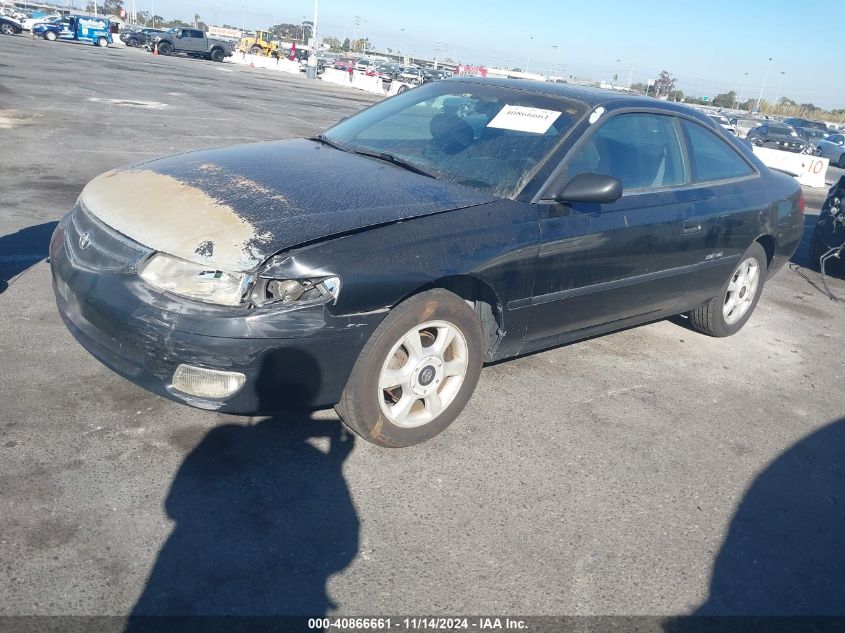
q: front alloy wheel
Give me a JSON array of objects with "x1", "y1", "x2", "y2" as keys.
[
  {"x1": 336, "y1": 289, "x2": 484, "y2": 447},
  {"x1": 378, "y1": 320, "x2": 469, "y2": 428},
  {"x1": 44, "y1": 30, "x2": 57, "y2": 41}
]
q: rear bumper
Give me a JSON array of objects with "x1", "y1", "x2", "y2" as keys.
[{"x1": 50, "y1": 217, "x2": 383, "y2": 414}]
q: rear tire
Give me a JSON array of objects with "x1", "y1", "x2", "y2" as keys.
[
  {"x1": 250, "y1": 44, "x2": 263, "y2": 55},
  {"x1": 127, "y1": 37, "x2": 138, "y2": 47},
  {"x1": 0, "y1": 23, "x2": 15, "y2": 35},
  {"x1": 97, "y1": 37, "x2": 108, "y2": 48},
  {"x1": 43, "y1": 30, "x2": 57, "y2": 41},
  {"x1": 336, "y1": 289, "x2": 484, "y2": 448},
  {"x1": 688, "y1": 242, "x2": 767, "y2": 337}
]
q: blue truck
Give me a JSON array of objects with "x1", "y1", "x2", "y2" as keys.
[{"x1": 33, "y1": 15, "x2": 112, "y2": 47}]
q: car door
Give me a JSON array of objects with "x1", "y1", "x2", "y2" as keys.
[
  {"x1": 670, "y1": 119, "x2": 765, "y2": 304},
  {"x1": 526, "y1": 111, "x2": 690, "y2": 342}
]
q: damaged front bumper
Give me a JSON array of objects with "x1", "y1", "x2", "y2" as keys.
[{"x1": 49, "y1": 215, "x2": 383, "y2": 414}]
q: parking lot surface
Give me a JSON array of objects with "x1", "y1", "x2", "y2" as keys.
[{"x1": 1, "y1": 36, "x2": 844, "y2": 619}]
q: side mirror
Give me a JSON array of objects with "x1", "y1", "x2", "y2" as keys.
[
  {"x1": 554, "y1": 173, "x2": 623, "y2": 205},
  {"x1": 176, "y1": 31, "x2": 183, "y2": 38}
]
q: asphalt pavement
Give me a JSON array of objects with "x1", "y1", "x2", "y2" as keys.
[{"x1": 1, "y1": 36, "x2": 844, "y2": 621}]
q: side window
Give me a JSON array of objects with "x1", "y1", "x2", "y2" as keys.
[
  {"x1": 682, "y1": 120, "x2": 755, "y2": 182},
  {"x1": 565, "y1": 113, "x2": 686, "y2": 191},
  {"x1": 191, "y1": 30, "x2": 203, "y2": 38}
]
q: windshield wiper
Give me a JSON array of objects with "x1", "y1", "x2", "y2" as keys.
[
  {"x1": 350, "y1": 148, "x2": 435, "y2": 179},
  {"x1": 309, "y1": 134, "x2": 348, "y2": 152}
]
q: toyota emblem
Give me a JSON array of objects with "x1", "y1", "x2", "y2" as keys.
[{"x1": 78, "y1": 232, "x2": 91, "y2": 250}]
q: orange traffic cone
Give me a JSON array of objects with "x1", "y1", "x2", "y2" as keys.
[{"x1": 153, "y1": 43, "x2": 158, "y2": 55}]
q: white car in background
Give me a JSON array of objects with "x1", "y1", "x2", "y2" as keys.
[
  {"x1": 708, "y1": 113, "x2": 737, "y2": 135},
  {"x1": 22, "y1": 14, "x2": 61, "y2": 30}
]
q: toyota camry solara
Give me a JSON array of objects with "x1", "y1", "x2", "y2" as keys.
[{"x1": 50, "y1": 78, "x2": 804, "y2": 447}]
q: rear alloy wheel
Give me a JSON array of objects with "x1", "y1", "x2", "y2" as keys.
[
  {"x1": 336, "y1": 289, "x2": 484, "y2": 447},
  {"x1": 688, "y1": 242, "x2": 767, "y2": 337},
  {"x1": 0, "y1": 23, "x2": 15, "y2": 35},
  {"x1": 210, "y1": 48, "x2": 225, "y2": 63},
  {"x1": 97, "y1": 37, "x2": 108, "y2": 47},
  {"x1": 43, "y1": 30, "x2": 57, "y2": 41},
  {"x1": 127, "y1": 37, "x2": 138, "y2": 47}
]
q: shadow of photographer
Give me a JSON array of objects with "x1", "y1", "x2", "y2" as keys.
[{"x1": 127, "y1": 349, "x2": 359, "y2": 627}]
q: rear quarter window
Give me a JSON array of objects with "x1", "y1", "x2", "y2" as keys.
[{"x1": 682, "y1": 120, "x2": 755, "y2": 183}]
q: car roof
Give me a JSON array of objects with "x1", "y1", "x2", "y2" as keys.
[{"x1": 444, "y1": 76, "x2": 717, "y2": 125}]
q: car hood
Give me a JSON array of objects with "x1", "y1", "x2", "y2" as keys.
[{"x1": 77, "y1": 138, "x2": 496, "y2": 272}]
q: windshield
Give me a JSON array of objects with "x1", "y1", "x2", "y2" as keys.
[
  {"x1": 323, "y1": 81, "x2": 587, "y2": 198},
  {"x1": 770, "y1": 125, "x2": 797, "y2": 137}
]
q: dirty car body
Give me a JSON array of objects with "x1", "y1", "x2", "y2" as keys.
[{"x1": 50, "y1": 79, "x2": 804, "y2": 422}]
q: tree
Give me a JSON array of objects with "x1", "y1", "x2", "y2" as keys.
[
  {"x1": 653, "y1": 70, "x2": 677, "y2": 98},
  {"x1": 193, "y1": 13, "x2": 200, "y2": 28},
  {"x1": 738, "y1": 98, "x2": 756, "y2": 111},
  {"x1": 341, "y1": 38, "x2": 350, "y2": 52},
  {"x1": 322, "y1": 36, "x2": 342, "y2": 52},
  {"x1": 268, "y1": 22, "x2": 300, "y2": 41},
  {"x1": 668, "y1": 89, "x2": 684, "y2": 102},
  {"x1": 712, "y1": 91, "x2": 737, "y2": 108},
  {"x1": 351, "y1": 37, "x2": 369, "y2": 52},
  {"x1": 779, "y1": 96, "x2": 797, "y2": 107},
  {"x1": 102, "y1": 0, "x2": 123, "y2": 15},
  {"x1": 630, "y1": 82, "x2": 647, "y2": 94},
  {"x1": 136, "y1": 10, "x2": 150, "y2": 25}
]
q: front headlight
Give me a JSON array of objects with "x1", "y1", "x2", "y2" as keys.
[
  {"x1": 139, "y1": 253, "x2": 249, "y2": 306},
  {"x1": 250, "y1": 275, "x2": 341, "y2": 308}
]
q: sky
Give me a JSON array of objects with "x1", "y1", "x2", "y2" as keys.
[{"x1": 118, "y1": 0, "x2": 845, "y2": 110}]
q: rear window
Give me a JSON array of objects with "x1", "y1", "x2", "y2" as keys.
[{"x1": 682, "y1": 120, "x2": 755, "y2": 182}]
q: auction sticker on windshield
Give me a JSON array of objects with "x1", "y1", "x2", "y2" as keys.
[{"x1": 487, "y1": 104, "x2": 562, "y2": 134}]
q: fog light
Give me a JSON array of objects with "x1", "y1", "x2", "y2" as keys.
[{"x1": 171, "y1": 364, "x2": 246, "y2": 399}]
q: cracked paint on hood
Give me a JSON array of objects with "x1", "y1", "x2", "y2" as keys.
[
  {"x1": 78, "y1": 139, "x2": 497, "y2": 273},
  {"x1": 79, "y1": 169, "x2": 272, "y2": 272}
]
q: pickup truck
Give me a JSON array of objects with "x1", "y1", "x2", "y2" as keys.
[{"x1": 149, "y1": 27, "x2": 233, "y2": 62}]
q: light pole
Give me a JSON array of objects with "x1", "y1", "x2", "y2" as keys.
[
  {"x1": 306, "y1": 0, "x2": 319, "y2": 79},
  {"x1": 549, "y1": 44, "x2": 558, "y2": 77},
  {"x1": 399, "y1": 27, "x2": 405, "y2": 62},
  {"x1": 526, "y1": 35, "x2": 533, "y2": 72},
  {"x1": 755, "y1": 56, "x2": 772, "y2": 113}
]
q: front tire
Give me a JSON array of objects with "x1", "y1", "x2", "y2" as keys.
[
  {"x1": 43, "y1": 30, "x2": 57, "y2": 41},
  {"x1": 0, "y1": 23, "x2": 16, "y2": 35},
  {"x1": 336, "y1": 289, "x2": 484, "y2": 448},
  {"x1": 210, "y1": 47, "x2": 225, "y2": 63},
  {"x1": 157, "y1": 41, "x2": 172, "y2": 55},
  {"x1": 688, "y1": 242, "x2": 767, "y2": 337},
  {"x1": 839, "y1": 154, "x2": 845, "y2": 169},
  {"x1": 96, "y1": 37, "x2": 108, "y2": 47}
]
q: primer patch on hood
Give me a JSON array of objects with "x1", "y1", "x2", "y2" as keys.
[{"x1": 78, "y1": 169, "x2": 270, "y2": 272}]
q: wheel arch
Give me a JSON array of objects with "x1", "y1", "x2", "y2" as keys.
[
  {"x1": 755, "y1": 233, "x2": 777, "y2": 268},
  {"x1": 396, "y1": 275, "x2": 504, "y2": 360}
]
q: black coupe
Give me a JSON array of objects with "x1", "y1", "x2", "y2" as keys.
[{"x1": 50, "y1": 79, "x2": 804, "y2": 447}]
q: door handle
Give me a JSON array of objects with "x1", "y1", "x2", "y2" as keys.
[{"x1": 683, "y1": 221, "x2": 702, "y2": 234}]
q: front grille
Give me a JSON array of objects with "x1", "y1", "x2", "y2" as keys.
[{"x1": 65, "y1": 203, "x2": 152, "y2": 273}]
